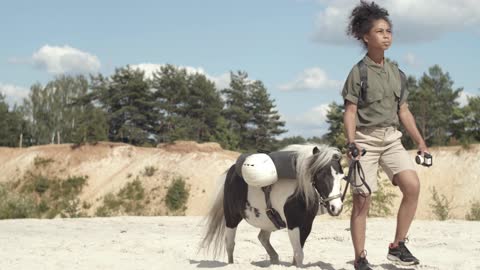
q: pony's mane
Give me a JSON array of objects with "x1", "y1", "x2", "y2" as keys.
[{"x1": 280, "y1": 143, "x2": 341, "y2": 209}]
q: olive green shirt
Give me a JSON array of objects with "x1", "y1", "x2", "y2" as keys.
[{"x1": 342, "y1": 55, "x2": 408, "y2": 128}]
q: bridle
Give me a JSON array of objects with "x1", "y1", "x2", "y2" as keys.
[
  {"x1": 312, "y1": 165, "x2": 343, "y2": 208},
  {"x1": 318, "y1": 192, "x2": 342, "y2": 208}
]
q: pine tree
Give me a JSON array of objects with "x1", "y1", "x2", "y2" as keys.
[
  {"x1": 184, "y1": 72, "x2": 225, "y2": 142},
  {"x1": 464, "y1": 96, "x2": 480, "y2": 142},
  {"x1": 222, "y1": 71, "x2": 252, "y2": 149},
  {"x1": 71, "y1": 106, "x2": 108, "y2": 144},
  {"x1": 248, "y1": 80, "x2": 286, "y2": 151},
  {"x1": 0, "y1": 94, "x2": 10, "y2": 146},
  {"x1": 0, "y1": 95, "x2": 29, "y2": 147},
  {"x1": 150, "y1": 64, "x2": 189, "y2": 142},
  {"x1": 93, "y1": 66, "x2": 158, "y2": 146},
  {"x1": 408, "y1": 65, "x2": 462, "y2": 146},
  {"x1": 323, "y1": 102, "x2": 346, "y2": 150},
  {"x1": 150, "y1": 65, "x2": 231, "y2": 146},
  {"x1": 399, "y1": 75, "x2": 419, "y2": 149}
]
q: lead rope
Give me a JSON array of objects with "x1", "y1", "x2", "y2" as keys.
[{"x1": 341, "y1": 155, "x2": 371, "y2": 201}]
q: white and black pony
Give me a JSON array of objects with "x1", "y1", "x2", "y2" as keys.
[{"x1": 200, "y1": 144, "x2": 344, "y2": 266}]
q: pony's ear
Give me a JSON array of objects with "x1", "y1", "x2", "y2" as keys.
[{"x1": 312, "y1": 146, "x2": 320, "y2": 155}]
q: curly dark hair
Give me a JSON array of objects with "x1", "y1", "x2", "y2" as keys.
[{"x1": 347, "y1": 1, "x2": 391, "y2": 47}]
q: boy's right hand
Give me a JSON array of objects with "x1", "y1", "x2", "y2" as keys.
[{"x1": 346, "y1": 142, "x2": 365, "y2": 160}]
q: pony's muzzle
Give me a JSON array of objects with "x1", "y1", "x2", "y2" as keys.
[{"x1": 327, "y1": 200, "x2": 343, "y2": 216}]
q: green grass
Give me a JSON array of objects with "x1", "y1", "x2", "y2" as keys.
[
  {"x1": 0, "y1": 183, "x2": 38, "y2": 219},
  {"x1": 466, "y1": 201, "x2": 480, "y2": 221},
  {"x1": 15, "y1": 173, "x2": 89, "y2": 218},
  {"x1": 368, "y1": 180, "x2": 398, "y2": 217},
  {"x1": 165, "y1": 176, "x2": 190, "y2": 214},
  {"x1": 429, "y1": 186, "x2": 452, "y2": 221},
  {"x1": 342, "y1": 177, "x2": 397, "y2": 217},
  {"x1": 95, "y1": 179, "x2": 146, "y2": 217},
  {"x1": 33, "y1": 156, "x2": 54, "y2": 167}
]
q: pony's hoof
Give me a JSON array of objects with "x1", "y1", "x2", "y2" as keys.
[
  {"x1": 292, "y1": 258, "x2": 303, "y2": 267},
  {"x1": 270, "y1": 256, "x2": 280, "y2": 264}
]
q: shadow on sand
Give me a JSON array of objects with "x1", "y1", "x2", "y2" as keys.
[
  {"x1": 252, "y1": 259, "x2": 345, "y2": 269},
  {"x1": 378, "y1": 263, "x2": 417, "y2": 270},
  {"x1": 189, "y1": 260, "x2": 228, "y2": 268},
  {"x1": 345, "y1": 259, "x2": 417, "y2": 270},
  {"x1": 190, "y1": 258, "x2": 415, "y2": 269}
]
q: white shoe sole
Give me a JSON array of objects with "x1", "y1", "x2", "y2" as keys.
[{"x1": 387, "y1": 254, "x2": 420, "y2": 266}]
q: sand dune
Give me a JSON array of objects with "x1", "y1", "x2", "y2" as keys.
[
  {"x1": 0, "y1": 142, "x2": 479, "y2": 218},
  {"x1": 0, "y1": 216, "x2": 478, "y2": 270}
]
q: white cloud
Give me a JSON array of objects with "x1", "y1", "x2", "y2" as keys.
[
  {"x1": 457, "y1": 90, "x2": 479, "y2": 107},
  {"x1": 278, "y1": 67, "x2": 341, "y2": 91},
  {"x1": 130, "y1": 63, "x2": 230, "y2": 90},
  {"x1": 130, "y1": 63, "x2": 206, "y2": 78},
  {"x1": 32, "y1": 45, "x2": 101, "y2": 75},
  {"x1": 209, "y1": 73, "x2": 231, "y2": 91},
  {"x1": 313, "y1": 0, "x2": 480, "y2": 45},
  {"x1": 283, "y1": 104, "x2": 331, "y2": 137},
  {"x1": 0, "y1": 83, "x2": 29, "y2": 106}
]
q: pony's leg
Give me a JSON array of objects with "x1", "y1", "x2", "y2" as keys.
[
  {"x1": 223, "y1": 165, "x2": 245, "y2": 264},
  {"x1": 258, "y1": 230, "x2": 279, "y2": 264},
  {"x1": 225, "y1": 227, "x2": 237, "y2": 264},
  {"x1": 224, "y1": 209, "x2": 242, "y2": 264},
  {"x1": 287, "y1": 228, "x2": 304, "y2": 267}
]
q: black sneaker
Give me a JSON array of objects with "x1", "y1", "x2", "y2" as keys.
[
  {"x1": 387, "y1": 241, "x2": 420, "y2": 266},
  {"x1": 354, "y1": 257, "x2": 373, "y2": 270}
]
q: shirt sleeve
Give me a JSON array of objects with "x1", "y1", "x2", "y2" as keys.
[{"x1": 341, "y1": 66, "x2": 361, "y2": 105}]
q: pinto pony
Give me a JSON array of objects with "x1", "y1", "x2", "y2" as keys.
[{"x1": 200, "y1": 144, "x2": 345, "y2": 266}]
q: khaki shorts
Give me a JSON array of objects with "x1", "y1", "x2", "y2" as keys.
[{"x1": 349, "y1": 126, "x2": 416, "y2": 194}]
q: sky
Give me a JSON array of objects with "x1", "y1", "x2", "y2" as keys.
[{"x1": 1, "y1": 0, "x2": 479, "y2": 137}]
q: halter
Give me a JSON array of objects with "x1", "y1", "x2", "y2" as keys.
[
  {"x1": 318, "y1": 193, "x2": 342, "y2": 208},
  {"x1": 312, "y1": 169, "x2": 343, "y2": 208}
]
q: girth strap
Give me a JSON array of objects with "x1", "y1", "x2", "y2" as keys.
[{"x1": 261, "y1": 185, "x2": 286, "y2": 229}]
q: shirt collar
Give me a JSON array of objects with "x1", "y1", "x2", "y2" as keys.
[{"x1": 363, "y1": 55, "x2": 387, "y2": 71}]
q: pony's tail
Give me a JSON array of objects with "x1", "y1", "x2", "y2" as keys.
[{"x1": 199, "y1": 171, "x2": 227, "y2": 258}]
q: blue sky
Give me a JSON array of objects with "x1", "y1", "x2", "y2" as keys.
[{"x1": 1, "y1": 0, "x2": 479, "y2": 137}]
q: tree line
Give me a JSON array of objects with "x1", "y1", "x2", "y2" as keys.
[
  {"x1": 324, "y1": 64, "x2": 480, "y2": 150},
  {"x1": 1, "y1": 63, "x2": 479, "y2": 152},
  {"x1": 0, "y1": 65, "x2": 286, "y2": 151}
]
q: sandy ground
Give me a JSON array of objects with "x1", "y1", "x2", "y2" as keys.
[{"x1": 0, "y1": 216, "x2": 479, "y2": 270}]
